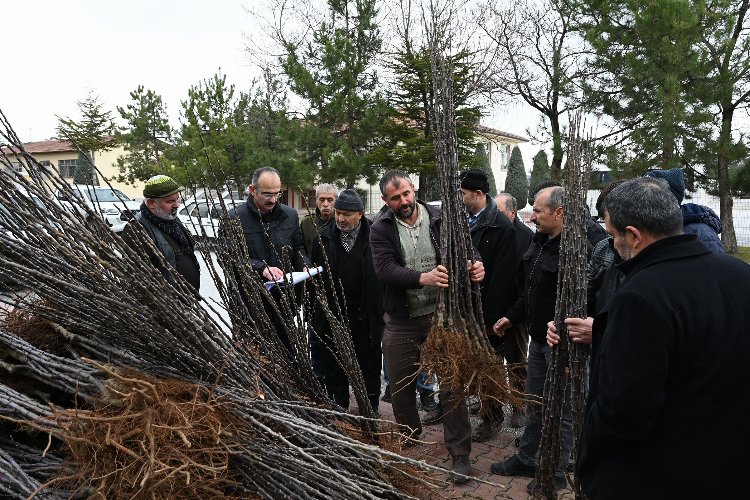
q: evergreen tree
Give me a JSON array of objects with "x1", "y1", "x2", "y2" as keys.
[
  {"x1": 73, "y1": 152, "x2": 95, "y2": 184},
  {"x1": 579, "y1": 0, "x2": 750, "y2": 252},
  {"x1": 475, "y1": 143, "x2": 497, "y2": 196},
  {"x1": 504, "y1": 146, "x2": 528, "y2": 207},
  {"x1": 580, "y1": 0, "x2": 713, "y2": 177},
  {"x1": 56, "y1": 90, "x2": 115, "y2": 185},
  {"x1": 115, "y1": 86, "x2": 173, "y2": 185},
  {"x1": 241, "y1": 67, "x2": 310, "y2": 190},
  {"x1": 281, "y1": 0, "x2": 388, "y2": 188},
  {"x1": 528, "y1": 150, "x2": 550, "y2": 206},
  {"x1": 376, "y1": 46, "x2": 482, "y2": 200},
  {"x1": 173, "y1": 72, "x2": 250, "y2": 188}
]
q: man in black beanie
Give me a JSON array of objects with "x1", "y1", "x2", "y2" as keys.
[
  {"x1": 459, "y1": 169, "x2": 521, "y2": 440},
  {"x1": 310, "y1": 189, "x2": 384, "y2": 415},
  {"x1": 121, "y1": 174, "x2": 200, "y2": 292}
]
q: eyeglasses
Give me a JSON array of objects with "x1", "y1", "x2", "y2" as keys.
[{"x1": 258, "y1": 191, "x2": 283, "y2": 200}]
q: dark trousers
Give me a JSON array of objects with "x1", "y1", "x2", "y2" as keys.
[
  {"x1": 309, "y1": 326, "x2": 325, "y2": 386},
  {"x1": 504, "y1": 322, "x2": 529, "y2": 394},
  {"x1": 483, "y1": 323, "x2": 529, "y2": 420},
  {"x1": 517, "y1": 340, "x2": 573, "y2": 476},
  {"x1": 322, "y1": 317, "x2": 382, "y2": 412},
  {"x1": 382, "y1": 313, "x2": 471, "y2": 457}
]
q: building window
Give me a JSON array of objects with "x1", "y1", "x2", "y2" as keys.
[
  {"x1": 38, "y1": 160, "x2": 51, "y2": 170},
  {"x1": 10, "y1": 162, "x2": 23, "y2": 172},
  {"x1": 59, "y1": 159, "x2": 77, "y2": 178}
]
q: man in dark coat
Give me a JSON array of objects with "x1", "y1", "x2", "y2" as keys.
[
  {"x1": 577, "y1": 177, "x2": 749, "y2": 499},
  {"x1": 122, "y1": 174, "x2": 200, "y2": 292},
  {"x1": 226, "y1": 167, "x2": 310, "y2": 278},
  {"x1": 310, "y1": 189, "x2": 383, "y2": 414},
  {"x1": 495, "y1": 192, "x2": 534, "y2": 260},
  {"x1": 370, "y1": 170, "x2": 485, "y2": 484},
  {"x1": 222, "y1": 166, "x2": 311, "y2": 350},
  {"x1": 490, "y1": 186, "x2": 584, "y2": 492},
  {"x1": 300, "y1": 183, "x2": 337, "y2": 255},
  {"x1": 460, "y1": 170, "x2": 519, "y2": 441},
  {"x1": 300, "y1": 183, "x2": 337, "y2": 383},
  {"x1": 495, "y1": 192, "x2": 534, "y2": 428}
]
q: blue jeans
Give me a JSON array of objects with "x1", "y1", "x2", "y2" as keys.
[{"x1": 516, "y1": 340, "x2": 573, "y2": 477}]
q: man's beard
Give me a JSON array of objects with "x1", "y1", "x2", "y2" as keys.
[
  {"x1": 152, "y1": 204, "x2": 177, "y2": 221},
  {"x1": 395, "y1": 200, "x2": 416, "y2": 220}
]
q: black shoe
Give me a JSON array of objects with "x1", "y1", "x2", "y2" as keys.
[
  {"x1": 421, "y1": 408, "x2": 442, "y2": 425},
  {"x1": 510, "y1": 408, "x2": 525, "y2": 428},
  {"x1": 451, "y1": 455, "x2": 471, "y2": 485},
  {"x1": 381, "y1": 385, "x2": 391, "y2": 403},
  {"x1": 527, "y1": 476, "x2": 567, "y2": 494},
  {"x1": 419, "y1": 389, "x2": 438, "y2": 412},
  {"x1": 471, "y1": 419, "x2": 500, "y2": 442},
  {"x1": 489, "y1": 454, "x2": 536, "y2": 477},
  {"x1": 468, "y1": 395, "x2": 481, "y2": 415}
]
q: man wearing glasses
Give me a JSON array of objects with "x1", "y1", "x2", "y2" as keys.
[
  {"x1": 230, "y1": 166, "x2": 310, "y2": 281},
  {"x1": 224, "y1": 166, "x2": 310, "y2": 350}
]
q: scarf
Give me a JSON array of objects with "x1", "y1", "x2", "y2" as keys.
[{"x1": 140, "y1": 202, "x2": 194, "y2": 255}]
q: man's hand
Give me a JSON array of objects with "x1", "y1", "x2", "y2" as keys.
[
  {"x1": 546, "y1": 320, "x2": 560, "y2": 347},
  {"x1": 546, "y1": 317, "x2": 593, "y2": 347},
  {"x1": 492, "y1": 317, "x2": 512, "y2": 336},
  {"x1": 262, "y1": 266, "x2": 284, "y2": 281},
  {"x1": 468, "y1": 260, "x2": 485, "y2": 283},
  {"x1": 420, "y1": 264, "x2": 449, "y2": 288},
  {"x1": 566, "y1": 317, "x2": 593, "y2": 344}
]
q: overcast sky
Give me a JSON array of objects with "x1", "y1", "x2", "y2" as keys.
[{"x1": 0, "y1": 0, "x2": 541, "y2": 158}]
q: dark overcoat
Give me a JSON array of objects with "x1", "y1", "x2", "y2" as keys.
[{"x1": 578, "y1": 234, "x2": 750, "y2": 499}]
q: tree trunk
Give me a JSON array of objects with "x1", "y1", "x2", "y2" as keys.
[
  {"x1": 550, "y1": 114, "x2": 563, "y2": 176},
  {"x1": 717, "y1": 107, "x2": 738, "y2": 253}
]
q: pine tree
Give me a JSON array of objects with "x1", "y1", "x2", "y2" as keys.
[
  {"x1": 504, "y1": 146, "x2": 528, "y2": 208},
  {"x1": 281, "y1": 0, "x2": 387, "y2": 188},
  {"x1": 56, "y1": 90, "x2": 115, "y2": 185},
  {"x1": 73, "y1": 152, "x2": 95, "y2": 184},
  {"x1": 376, "y1": 47, "x2": 482, "y2": 199},
  {"x1": 173, "y1": 72, "x2": 250, "y2": 188},
  {"x1": 115, "y1": 86, "x2": 173, "y2": 185},
  {"x1": 474, "y1": 143, "x2": 497, "y2": 195},
  {"x1": 528, "y1": 149, "x2": 550, "y2": 206}
]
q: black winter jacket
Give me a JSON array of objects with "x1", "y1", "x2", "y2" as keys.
[
  {"x1": 505, "y1": 232, "x2": 562, "y2": 343},
  {"x1": 469, "y1": 196, "x2": 519, "y2": 326},
  {"x1": 578, "y1": 235, "x2": 750, "y2": 499},
  {"x1": 121, "y1": 212, "x2": 200, "y2": 290},
  {"x1": 310, "y1": 217, "x2": 384, "y2": 345},
  {"x1": 225, "y1": 199, "x2": 310, "y2": 273}
]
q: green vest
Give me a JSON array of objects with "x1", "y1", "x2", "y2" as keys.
[{"x1": 397, "y1": 210, "x2": 437, "y2": 318}]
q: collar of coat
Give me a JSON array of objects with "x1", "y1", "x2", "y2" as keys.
[
  {"x1": 531, "y1": 230, "x2": 561, "y2": 250},
  {"x1": 379, "y1": 200, "x2": 441, "y2": 227},
  {"x1": 616, "y1": 233, "x2": 708, "y2": 276},
  {"x1": 469, "y1": 194, "x2": 507, "y2": 232}
]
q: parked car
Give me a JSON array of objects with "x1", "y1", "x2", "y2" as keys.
[
  {"x1": 177, "y1": 201, "x2": 230, "y2": 240},
  {"x1": 54, "y1": 185, "x2": 140, "y2": 233}
]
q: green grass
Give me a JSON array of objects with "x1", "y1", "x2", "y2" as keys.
[{"x1": 735, "y1": 246, "x2": 750, "y2": 263}]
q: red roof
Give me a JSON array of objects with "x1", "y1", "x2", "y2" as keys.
[{"x1": 1, "y1": 139, "x2": 75, "y2": 155}]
